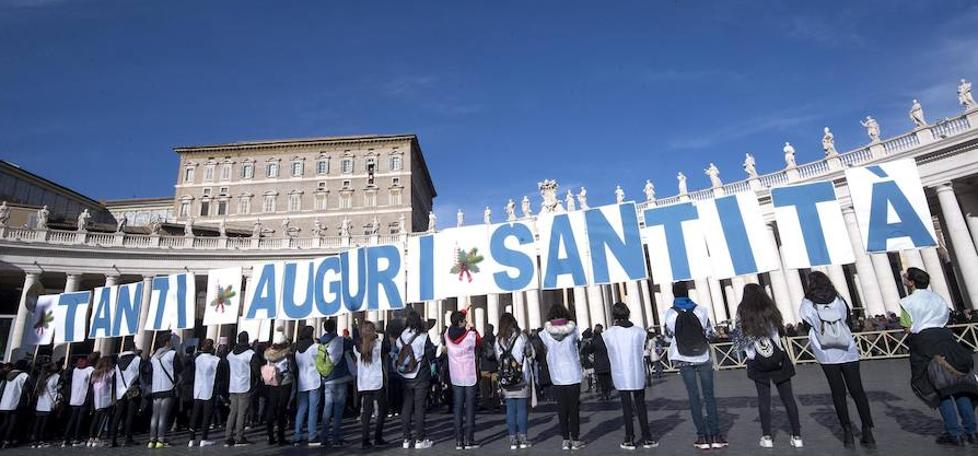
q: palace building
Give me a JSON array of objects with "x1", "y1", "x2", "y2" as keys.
[{"x1": 2, "y1": 86, "x2": 978, "y2": 363}]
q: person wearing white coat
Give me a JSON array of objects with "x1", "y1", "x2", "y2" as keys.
[
  {"x1": 603, "y1": 303, "x2": 657, "y2": 450},
  {"x1": 189, "y1": 339, "x2": 220, "y2": 447},
  {"x1": 293, "y1": 326, "x2": 321, "y2": 446},
  {"x1": 538, "y1": 303, "x2": 585, "y2": 451},
  {"x1": 62, "y1": 355, "x2": 95, "y2": 447},
  {"x1": 495, "y1": 313, "x2": 532, "y2": 450},
  {"x1": 147, "y1": 333, "x2": 181, "y2": 448},
  {"x1": 30, "y1": 362, "x2": 61, "y2": 447},
  {"x1": 0, "y1": 360, "x2": 30, "y2": 447},
  {"x1": 355, "y1": 321, "x2": 389, "y2": 448},
  {"x1": 87, "y1": 357, "x2": 115, "y2": 447},
  {"x1": 110, "y1": 340, "x2": 141, "y2": 447}
]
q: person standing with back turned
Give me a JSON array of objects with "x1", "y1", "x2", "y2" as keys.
[
  {"x1": 664, "y1": 281, "x2": 726, "y2": 450},
  {"x1": 224, "y1": 331, "x2": 260, "y2": 447},
  {"x1": 603, "y1": 302, "x2": 658, "y2": 450},
  {"x1": 799, "y1": 271, "x2": 874, "y2": 449}
]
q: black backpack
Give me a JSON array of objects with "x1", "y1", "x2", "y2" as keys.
[
  {"x1": 497, "y1": 337, "x2": 525, "y2": 391},
  {"x1": 750, "y1": 337, "x2": 786, "y2": 372},
  {"x1": 530, "y1": 334, "x2": 552, "y2": 389},
  {"x1": 674, "y1": 307, "x2": 709, "y2": 357}
]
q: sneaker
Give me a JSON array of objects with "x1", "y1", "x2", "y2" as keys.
[
  {"x1": 402, "y1": 439, "x2": 412, "y2": 449},
  {"x1": 73, "y1": 441, "x2": 87, "y2": 448},
  {"x1": 236, "y1": 438, "x2": 253, "y2": 447},
  {"x1": 456, "y1": 441, "x2": 465, "y2": 450},
  {"x1": 146, "y1": 441, "x2": 155, "y2": 449},
  {"x1": 711, "y1": 435, "x2": 729, "y2": 449},
  {"x1": 465, "y1": 441, "x2": 481, "y2": 450},
  {"x1": 155, "y1": 442, "x2": 169, "y2": 449},
  {"x1": 620, "y1": 441, "x2": 637, "y2": 450},
  {"x1": 693, "y1": 437, "x2": 711, "y2": 450},
  {"x1": 789, "y1": 436, "x2": 803, "y2": 448},
  {"x1": 188, "y1": 440, "x2": 197, "y2": 447},
  {"x1": 415, "y1": 439, "x2": 433, "y2": 449},
  {"x1": 561, "y1": 440, "x2": 572, "y2": 451},
  {"x1": 518, "y1": 435, "x2": 532, "y2": 449},
  {"x1": 937, "y1": 433, "x2": 966, "y2": 446},
  {"x1": 224, "y1": 439, "x2": 235, "y2": 447},
  {"x1": 759, "y1": 435, "x2": 773, "y2": 448},
  {"x1": 308, "y1": 441, "x2": 322, "y2": 448},
  {"x1": 199, "y1": 440, "x2": 216, "y2": 447},
  {"x1": 571, "y1": 440, "x2": 587, "y2": 450},
  {"x1": 509, "y1": 437, "x2": 519, "y2": 450},
  {"x1": 640, "y1": 440, "x2": 659, "y2": 448}
]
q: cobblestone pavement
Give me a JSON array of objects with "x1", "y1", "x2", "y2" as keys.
[{"x1": 4, "y1": 359, "x2": 970, "y2": 455}]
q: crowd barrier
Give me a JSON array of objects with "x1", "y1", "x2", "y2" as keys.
[{"x1": 652, "y1": 323, "x2": 978, "y2": 372}]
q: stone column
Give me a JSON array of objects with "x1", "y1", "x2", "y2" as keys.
[
  {"x1": 473, "y1": 306, "x2": 486, "y2": 335},
  {"x1": 512, "y1": 292, "x2": 527, "y2": 331},
  {"x1": 729, "y1": 276, "x2": 746, "y2": 318},
  {"x1": 920, "y1": 247, "x2": 953, "y2": 306},
  {"x1": 936, "y1": 182, "x2": 978, "y2": 308},
  {"x1": 571, "y1": 287, "x2": 590, "y2": 329},
  {"x1": 525, "y1": 289, "x2": 543, "y2": 331},
  {"x1": 870, "y1": 253, "x2": 902, "y2": 315},
  {"x1": 966, "y1": 213, "x2": 978, "y2": 252},
  {"x1": 585, "y1": 286, "x2": 607, "y2": 329},
  {"x1": 765, "y1": 225, "x2": 798, "y2": 323},
  {"x1": 827, "y1": 265, "x2": 853, "y2": 306},
  {"x1": 486, "y1": 294, "x2": 501, "y2": 332},
  {"x1": 708, "y1": 278, "x2": 726, "y2": 322},
  {"x1": 657, "y1": 283, "x2": 674, "y2": 328},
  {"x1": 7, "y1": 272, "x2": 41, "y2": 360},
  {"x1": 901, "y1": 249, "x2": 925, "y2": 270},
  {"x1": 638, "y1": 280, "x2": 655, "y2": 329},
  {"x1": 843, "y1": 208, "x2": 886, "y2": 316},
  {"x1": 137, "y1": 276, "x2": 154, "y2": 351},
  {"x1": 95, "y1": 274, "x2": 120, "y2": 354},
  {"x1": 625, "y1": 281, "x2": 646, "y2": 328},
  {"x1": 693, "y1": 278, "x2": 715, "y2": 321}
]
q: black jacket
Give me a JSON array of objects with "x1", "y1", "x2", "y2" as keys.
[
  {"x1": 909, "y1": 327, "x2": 978, "y2": 408},
  {"x1": 592, "y1": 334, "x2": 611, "y2": 375}
]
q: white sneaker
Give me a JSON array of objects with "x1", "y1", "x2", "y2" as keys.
[
  {"x1": 415, "y1": 439, "x2": 433, "y2": 449},
  {"x1": 789, "y1": 436, "x2": 803, "y2": 448},
  {"x1": 402, "y1": 440, "x2": 411, "y2": 449},
  {"x1": 199, "y1": 440, "x2": 215, "y2": 447},
  {"x1": 188, "y1": 440, "x2": 196, "y2": 448},
  {"x1": 759, "y1": 435, "x2": 773, "y2": 448}
]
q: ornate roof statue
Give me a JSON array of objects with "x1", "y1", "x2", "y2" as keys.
[
  {"x1": 521, "y1": 195, "x2": 532, "y2": 218},
  {"x1": 252, "y1": 218, "x2": 263, "y2": 238},
  {"x1": 427, "y1": 211, "x2": 436, "y2": 232},
  {"x1": 281, "y1": 218, "x2": 299, "y2": 238},
  {"x1": 565, "y1": 189, "x2": 576, "y2": 211},
  {"x1": 398, "y1": 213, "x2": 406, "y2": 234},
  {"x1": 959, "y1": 79, "x2": 976, "y2": 109},
  {"x1": 644, "y1": 180, "x2": 655, "y2": 202},
  {"x1": 783, "y1": 142, "x2": 797, "y2": 168},
  {"x1": 312, "y1": 219, "x2": 326, "y2": 238},
  {"x1": 35, "y1": 205, "x2": 49, "y2": 230},
  {"x1": 217, "y1": 218, "x2": 226, "y2": 237},
  {"x1": 483, "y1": 206, "x2": 491, "y2": 225},
  {"x1": 116, "y1": 214, "x2": 128, "y2": 233},
  {"x1": 614, "y1": 185, "x2": 625, "y2": 204},
  {"x1": 456, "y1": 209, "x2": 464, "y2": 228},
  {"x1": 577, "y1": 187, "x2": 589, "y2": 209},
  {"x1": 0, "y1": 201, "x2": 9, "y2": 227},
  {"x1": 184, "y1": 217, "x2": 194, "y2": 237},
  {"x1": 743, "y1": 153, "x2": 758, "y2": 178},
  {"x1": 677, "y1": 172, "x2": 688, "y2": 196},
  {"x1": 537, "y1": 179, "x2": 559, "y2": 213},
  {"x1": 370, "y1": 217, "x2": 379, "y2": 235},
  {"x1": 149, "y1": 215, "x2": 162, "y2": 235},
  {"x1": 77, "y1": 209, "x2": 91, "y2": 232},
  {"x1": 860, "y1": 116, "x2": 881, "y2": 142},
  {"x1": 505, "y1": 199, "x2": 516, "y2": 222},
  {"x1": 909, "y1": 99, "x2": 926, "y2": 128},
  {"x1": 822, "y1": 127, "x2": 838, "y2": 157},
  {"x1": 705, "y1": 163, "x2": 722, "y2": 188}
]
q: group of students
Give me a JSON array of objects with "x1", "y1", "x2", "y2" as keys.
[{"x1": 0, "y1": 266, "x2": 975, "y2": 450}]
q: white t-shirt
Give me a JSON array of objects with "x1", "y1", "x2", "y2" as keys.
[
  {"x1": 355, "y1": 335, "x2": 384, "y2": 392},
  {"x1": 395, "y1": 329, "x2": 428, "y2": 380},
  {"x1": 539, "y1": 323, "x2": 583, "y2": 386},
  {"x1": 69, "y1": 366, "x2": 94, "y2": 406},
  {"x1": 114, "y1": 355, "x2": 141, "y2": 401},
  {"x1": 0, "y1": 372, "x2": 28, "y2": 411},
  {"x1": 227, "y1": 349, "x2": 255, "y2": 394},
  {"x1": 35, "y1": 373, "x2": 60, "y2": 413},
  {"x1": 193, "y1": 353, "x2": 220, "y2": 400},
  {"x1": 295, "y1": 344, "x2": 322, "y2": 392},
  {"x1": 603, "y1": 324, "x2": 647, "y2": 391},
  {"x1": 151, "y1": 349, "x2": 177, "y2": 394},
  {"x1": 92, "y1": 371, "x2": 114, "y2": 410}
]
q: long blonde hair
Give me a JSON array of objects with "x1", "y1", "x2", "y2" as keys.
[{"x1": 359, "y1": 320, "x2": 378, "y2": 364}]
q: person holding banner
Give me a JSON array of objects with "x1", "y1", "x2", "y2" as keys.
[
  {"x1": 261, "y1": 328, "x2": 294, "y2": 446},
  {"x1": 445, "y1": 310, "x2": 482, "y2": 450},
  {"x1": 495, "y1": 312, "x2": 532, "y2": 450},
  {"x1": 663, "y1": 282, "x2": 726, "y2": 450},
  {"x1": 799, "y1": 271, "x2": 875, "y2": 449},
  {"x1": 30, "y1": 361, "x2": 61, "y2": 448},
  {"x1": 188, "y1": 339, "x2": 220, "y2": 448},
  {"x1": 147, "y1": 333, "x2": 181, "y2": 449},
  {"x1": 355, "y1": 320, "x2": 389, "y2": 449},
  {"x1": 62, "y1": 354, "x2": 95, "y2": 448},
  {"x1": 320, "y1": 319, "x2": 354, "y2": 448},
  {"x1": 87, "y1": 356, "x2": 115, "y2": 447},
  {"x1": 538, "y1": 303, "x2": 586, "y2": 451},
  {"x1": 0, "y1": 359, "x2": 31, "y2": 448},
  {"x1": 603, "y1": 302, "x2": 658, "y2": 450},
  {"x1": 734, "y1": 284, "x2": 802, "y2": 449},
  {"x1": 395, "y1": 311, "x2": 436, "y2": 449},
  {"x1": 224, "y1": 331, "x2": 260, "y2": 447},
  {"x1": 293, "y1": 326, "x2": 321, "y2": 447},
  {"x1": 110, "y1": 340, "x2": 142, "y2": 447}
]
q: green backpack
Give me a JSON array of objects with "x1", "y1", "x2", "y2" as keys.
[{"x1": 315, "y1": 340, "x2": 335, "y2": 377}]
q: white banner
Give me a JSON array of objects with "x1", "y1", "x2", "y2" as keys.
[
  {"x1": 697, "y1": 192, "x2": 780, "y2": 279},
  {"x1": 54, "y1": 291, "x2": 91, "y2": 345},
  {"x1": 143, "y1": 273, "x2": 196, "y2": 331},
  {"x1": 771, "y1": 181, "x2": 855, "y2": 269},
  {"x1": 204, "y1": 267, "x2": 243, "y2": 326},
  {"x1": 846, "y1": 158, "x2": 937, "y2": 252},
  {"x1": 641, "y1": 201, "x2": 712, "y2": 284},
  {"x1": 26, "y1": 294, "x2": 59, "y2": 346}
]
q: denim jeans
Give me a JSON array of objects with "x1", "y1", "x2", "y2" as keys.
[
  {"x1": 939, "y1": 395, "x2": 977, "y2": 438},
  {"x1": 505, "y1": 398, "x2": 529, "y2": 437},
  {"x1": 321, "y1": 383, "x2": 348, "y2": 444},
  {"x1": 294, "y1": 388, "x2": 321, "y2": 443},
  {"x1": 678, "y1": 362, "x2": 719, "y2": 437},
  {"x1": 452, "y1": 385, "x2": 477, "y2": 443}
]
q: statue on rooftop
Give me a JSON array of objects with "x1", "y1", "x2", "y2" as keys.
[
  {"x1": 35, "y1": 205, "x2": 49, "y2": 230},
  {"x1": 505, "y1": 199, "x2": 516, "y2": 221},
  {"x1": 565, "y1": 190, "x2": 576, "y2": 211},
  {"x1": 521, "y1": 195, "x2": 532, "y2": 218},
  {"x1": 77, "y1": 209, "x2": 91, "y2": 232},
  {"x1": 783, "y1": 142, "x2": 797, "y2": 168},
  {"x1": 614, "y1": 185, "x2": 625, "y2": 204},
  {"x1": 743, "y1": 153, "x2": 758, "y2": 178},
  {"x1": 644, "y1": 180, "x2": 656, "y2": 202},
  {"x1": 705, "y1": 163, "x2": 722, "y2": 188},
  {"x1": 959, "y1": 79, "x2": 976, "y2": 109},
  {"x1": 860, "y1": 116, "x2": 881, "y2": 142},
  {"x1": 677, "y1": 173, "x2": 688, "y2": 196},
  {"x1": 822, "y1": 127, "x2": 838, "y2": 157},
  {"x1": 577, "y1": 187, "x2": 589, "y2": 209},
  {"x1": 909, "y1": 99, "x2": 926, "y2": 128}
]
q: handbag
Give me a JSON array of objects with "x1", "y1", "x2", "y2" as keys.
[{"x1": 928, "y1": 355, "x2": 967, "y2": 391}]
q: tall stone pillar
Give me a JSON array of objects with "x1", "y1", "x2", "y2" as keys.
[
  {"x1": 512, "y1": 292, "x2": 527, "y2": 331},
  {"x1": 870, "y1": 253, "x2": 902, "y2": 315},
  {"x1": 708, "y1": 278, "x2": 725, "y2": 322},
  {"x1": 729, "y1": 276, "x2": 746, "y2": 318},
  {"x1": 585, "y1": 286, "x2": 606, "y2": 329},
  {"x1": 638, "y1": 280, "x2": 655, "y2": 329},
  {"x1": 765, "y1": 225, "x2": 798, "y2": 323},
  {"x1": 843, "y1": 208, "x2": 886, "y2": 316},
  {"x1": 137, "y1": 276, "x2": 154, "y2": 351},
  {"x1": 571, "y1": 287, "x2": 590, "y2": 329},
  {"x1": 525, "y1": 289, "x2": 543, "y2": 330},
  {"x1": 826, "y1": 265, "x2": 853, "y2": 306},
  {"x1": 8, "y1": 272, "x2": 41, "y2": 360},
  {"x1": 936, "y1": 183, "x2": 978, "y2": 308},
  {"x1": 693, "y1": 278, "x2": 715, "y2": 321},
  {"x1": 657, "y1": 283, "x2": 674, "y2": 328},
  {"x1": 625, "y1": 281, "x2": 645, "y2": 327},
  {"x1": 920, "y1": 247, "x2": 953, "y2": 306},
  {"x1": 486, "y1": 294, "x2": 501, "y2": 332}
]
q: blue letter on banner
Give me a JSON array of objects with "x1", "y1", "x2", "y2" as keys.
[
  {"x1": 113, "y1": 282, "x2": 143, "y2": 337},
  {"x1": 418, "y1": 235, "x2": 434, "y2": 301},
  {"x1": 150, "y1": 276, "x2": 170, "y2": 329},
  {"x1": 771, "y1": 182, "x2": 836, "y2": 266},
  {"x1": 490, "y1": 223, "x2": 535, "y2": 291},
  {"x1": 643, "y1": 203, "x2": 698, "y2": 281},
  {"x1": 866, "y1": 181, "x2": 936, "y2": 251},
  {"x1": 585, "y1": 204, "x2": 646, "y2": 283},
  {"x1": 282, "y1": 262, "x2": 315, "y2": 319},
  {"x1": 58, "y1": 291, "x2": 90, "y2": 343},
  {"x1": 246, "y1": 264, "x2": 278, "y2": 319},
  {"x1": 366, "y1": 245, "x2": 403, "y2": 310},
  {"x1": 715, "y1": 195, "x2": 757, "y2": 276},
  {"x1": 341, "y1": 248, "x2": 368, "y2": 312},
  {"x1": 89, "y1": 287, "x2": 112, "y2": 339},
  {"x1": 314, "y1": 257, "x2": 342, "y2": 316},
  {"x1": 543, "y1": 214, "x2": 587, "y2": 289}
]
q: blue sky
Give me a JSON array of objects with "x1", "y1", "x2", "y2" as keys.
[{"x1": 2, "y1": 1, "x2": 977, "y2": 225}]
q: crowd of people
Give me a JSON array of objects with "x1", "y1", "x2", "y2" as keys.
[{"x1": 0, "y1": 267, "x2": 974, "y2": 450}]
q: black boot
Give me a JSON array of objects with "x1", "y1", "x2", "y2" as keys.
[
  {"x1": 842, "y1": 424, "x2": 855, "y2": 448},
  {"x1": 861, "y1": 427, "x2": 876, "y2": 449}
]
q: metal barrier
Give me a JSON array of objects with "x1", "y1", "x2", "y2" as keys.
[{"x1": 651, "y1": 323, "x2": 978, "y2": 373}]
